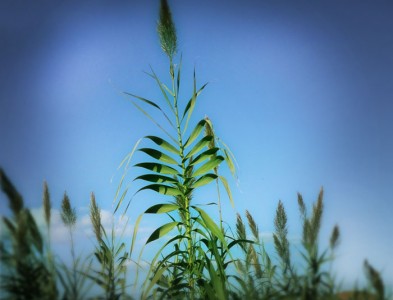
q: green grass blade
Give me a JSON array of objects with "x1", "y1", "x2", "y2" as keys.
[
  {"x1": 184, "y1": 135, "x2": 213, "y2": 159},
  {"x1": 176, "y1": 55, "x2": 182, "y2": 99},
  {"x1": 134, "y1": 174, "x2": 178, "y2": 184},
  {"x1": 193, "y1": 155, "x2": 224, "y2": 177},
  {"x1": 138, "y1": 148, "x2": 178, "y2": 165},
  {"x1": 146, "y1": 221, "x2": 179, "y2": 244},
  {"x1": 192, "y1": 206, "x2": 227, "y2": 248},
  {"x1": 145, "y1": 203, "x2": 180, "y2": 214},
  {"x1": 0, "y1": 168, "x2": 24, "y2": 215},
  {"x1": 130, "y1": 100, "x2": 177, "y2": 144},
  {"x1": 192, "y1": 174, "x2": 218, "y2": 189},
  {"x1": 147, "y1": 66, "x2": 175, "y2": 113},
  {"x1": 218, "y1": 175, "x2": 235, "y2": 208},
  {"x1": 142, "y1": 265, "x2": 168, "y2": 299},
  {"x1": 138, "y1": 184, "x2": 183, "y2": 196},
  {"x1": 145, "y1": 135, "x2": 179, "y2": 155},
  {"x1": 124, "y1": 91, "x2": 175, "y2": 129},
  {"x1": 189, "y1": 147, "x2": 219, "y2": 166},
  {"x1": 135, "y1": 162, "x2": 179, "y2": 175},
  {"x1": 183, "y1": 119, "x2": 206, "y2": 148}
]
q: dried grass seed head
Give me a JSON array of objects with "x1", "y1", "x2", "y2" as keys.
[
  {"x1": 61, "y1": 192, "x2": 76, "y2": 227},
  {"x1": 89, "y1": 192, "x2": 102, "y2": 243},
  {"x1": 157, "y1": 0, "x2": 177, "y2": 59},
  {"x1": 43, "y1": 181, "x2": 51, "y2": 226}
]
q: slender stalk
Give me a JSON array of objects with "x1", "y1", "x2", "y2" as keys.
[{"x1": 171, "y1": 59, "x2": 195, "y2": 293}]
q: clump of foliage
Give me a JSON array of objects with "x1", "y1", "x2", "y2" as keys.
[
  {"x1": 0, "y1": 169, "x2": 57, "y2": 299},
  {"x1": 88, "y1": 193, "x2": 131, "y2": 300}
]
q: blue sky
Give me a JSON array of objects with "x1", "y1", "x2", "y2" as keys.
[{"x1": 1, "y1": 0, "x2": 392, "y2": 289}]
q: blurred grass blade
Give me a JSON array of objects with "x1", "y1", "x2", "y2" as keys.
[{"x1": 0, "y1": 168, "x2": 24, "y2": 215}]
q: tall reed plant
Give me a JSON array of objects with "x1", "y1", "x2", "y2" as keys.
[{"x1": 115, "y1": 0, "x2": 238, "y2": 298}]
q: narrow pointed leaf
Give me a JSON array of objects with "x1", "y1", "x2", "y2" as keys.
[
  {"x1": 183, "y1": 119, "x2": 206, "y2": 148},
  {"x1": 182, "y1": 68, "x2": 197, "y2": 133},
  {"x1": 185, "y1": 135, "x2": 213, "y2": 159},
  {"x1": 147, "y1": 66, "x2": 175, "y2": 113},
  {"x1": 143, "y1": 265, "x2": 168, "y2": 298},
  {"x1": 193, "y1": 156, "x2": 224, "y2": 177},
  {"x1": 145, "y1": 203, "x2": 180, "y2": 214},
  {"x1": 192, "y1": 206, "x2": 227, "y2": 247},
  {"x1": 135, "y1": 162, "x2": 178, "y2": 175},
  {"x1": 0, "y1": 168, "x2": 24, "y2": 215},
  {"x1": 146, "y1": 221, "x2": 179, "y2": 244},
  {"x1": 138, "y1": 184, "x2": 182, "y2": 196},
  {"x1": 145, "y1": 136, "x2": 179, "y2": 155},
  {"x1": 219, "y1": 175, "x2": 235, "y2": 208},
  {"x1": 176, "y1": 55, "x2": 182, "y2": 97},
  {"x1": 138, "y1": 148, "x2": 178, "y2": 165},
  {"x1": 192, "y1": 174, "x2": 218, "y2": 189},
  {"x1": 124, "y1": 91, "x2": 174, "y2": 122},
  {"x1": 189, "y1": 148, "x2": 219, "y2": 166},
  {"x1": 134, "y1": 174, "x2": 178, "y2": 184},
  {"x1": 182, "y1": 83, "x2": 208, "y2": 122},
  {"x1": 129, "y1": 100, "x2": 177, "y2": 144},
  {"x1": 130, "y1": 213, "x2": 143, "y2": 256}
]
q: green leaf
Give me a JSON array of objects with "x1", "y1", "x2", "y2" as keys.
[
  {"x1": 219, "y1": 175, "x2": 235, "y2": 208},
  {"x1": 182, "y1": 77, "x2": 208, "y2": 133},
  {"x1": 176, "y1": 55, "x2": 182, "y2": 98},
  {"x1": 145, "y1": 136, "x2": 179, "y2": 155},
  {"x1": 189, "y1": 148, "x2": 219, "y2": 166},
  {"x1": 129, "y1": 100, "x2": 177, "y2": 144},
  {"x1": 185, "y1": 136, "x2": 213, "y2": 159},
  {"x1": 135, "y1": 162, "x2": 178, "y2": 175},
  {"x1": 192, "y1": 206, "x2": 227, "y2": 248},
  {"x1": 192, "y1": 174, "x2": 218, "y2": 189},
  {"x1": 134, "y1": 174, "x2": 177, "y2": 184},
  {"x1": 146, "y1": 221, "x2": 179, "y2": 244},
  {"x1": 138, "y1": 184, "x2": 182, "y2": 196},
  {"x1": 147, "y1": 66, "x2": 175, "y2": 114},
  {"x1": 26, "y1": 210, "x2": 43, "y2": 254},
  {"x1": 145, "y1": 203, "x2": 180, "y2": 214},
  {"x1": 193, "y1": 156, "x2": 224, "y2": 177},
  {"x1": 183, "y1": 119, "x2": 206, "y2": 148},
  {"x1": 142, "y1": 265, "x2": 168, "y2": 299},
  {"x1": 138, "y1": 148, "x2": 178, "y2": 165}
]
